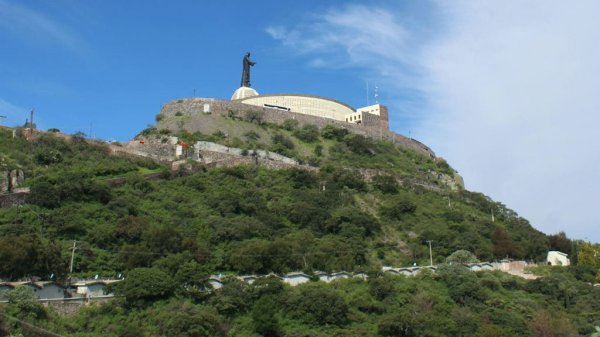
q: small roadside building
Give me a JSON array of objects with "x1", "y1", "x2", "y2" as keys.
[
  {"x1": 547, "y1": 251, "x2": 570, "y2": 266},
  {"x1": 282, "y1": 272, "x2": 311, "y2": 286}
]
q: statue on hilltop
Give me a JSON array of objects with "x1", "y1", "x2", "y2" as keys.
[{"x1": 241, "y1": 52, "x2": 256, "y2": 87}]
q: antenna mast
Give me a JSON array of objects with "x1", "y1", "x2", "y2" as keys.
[
  {"x1": 374, "y1": 85, "x2": 379, "y2": 104},
  {"x1": 29, "y1": 109, "x2": 34, "y2": 139}
]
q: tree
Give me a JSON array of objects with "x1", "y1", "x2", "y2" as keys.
[
  {"x1": 577, "y1": 242, "x2": 600, "y2": 269},
  {"x1": 115, "y1": 268, "x2": 175, "y2": 307},
  {"x1": 491, "y1": 226, "x2": 515, "y2": 259},
  {"x1": 0, "y1": 235, "x2": 66, "y2": 280},
  {"x1": 153, "y1": 301, "x2": 227, "y2": 337},
  {"x1": 6, "y1": 286, "x2": 46, "y2": 319},
  {"x1": 252, "y1": 296, "x2": 280, "y2": 337},
  {"x1": 548, "y1": 231, "x2": 572, "y2": 255},
  {"x1": 286, "y1": 283, "x2": 348, "y2": 326},
  {"x1": 446, "y1": 250, "x2": 479, "y2": 264}
]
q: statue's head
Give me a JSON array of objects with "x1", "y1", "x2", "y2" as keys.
[{"x1": 246, "y1": 52, "x2": 251, "y2": 56}]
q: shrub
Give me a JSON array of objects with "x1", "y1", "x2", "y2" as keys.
[
  {"x1": 283, "y1": 119, "x2": 299, "y2": 131},
  {"x1": 155, "y1": 113, "x2": 165, "y2": 122},
  {"x1": 245, "y1": 110, "x2": 264, "y2": 124},
  {"x1": 314, "y1": 144, "x2": 323, "y2": 156},
  {"x1": 372, "y1": 174, "x2": 398, "y2": 194},
  {"x1": 175, "y1": 111, "x2": 183, "y2": 116},
  {"x1": 380, "y1": 197, "x2": 417, "y2": 220},
  {"x1": 293, "y1": 124, "x2": 320, "y2": 143},
  {"x1": 227, "y1": 109, "x2": 239, "y2": 119},
  {"x1": 344, "y1": 134, "x2": 373, "y2": 155},
  {"x1": 47, "y1": 128, "x2": 60, "y2": 133},
  {"x1": 321, "y1": 124, "x2": 349, "y2": 141},
  {"x1": 243, "y1": 130, "x2": 260, "y2": 141},
  {"x1": 271, "y1": 134, "x2": 294, "y2": 150}
]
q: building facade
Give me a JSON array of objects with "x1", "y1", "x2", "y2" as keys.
[{"x1": 232, "y1": 91, "x2": 388, "y2": 129}]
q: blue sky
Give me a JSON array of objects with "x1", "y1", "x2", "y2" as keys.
[
  {"x1": 1, "y1": 0, "x2": 421, "y2": 139},
  {"x1": 1, "y1": 0, "x2": 599, "y2": 243}
]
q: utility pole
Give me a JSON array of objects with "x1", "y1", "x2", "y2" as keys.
[
  {"x1": 447, "y1": 195, "x2": 451, "y2": 207},
  {"x1": 491, "y1": 209, "x2": 495, "y2": 222},
  {"x1": 69, "y1": 241, "x2": 77, "y2": 273},
  {"x1": 426, "y1": 240, "x2": 433, "y2": 266},
  {"x1": 29, "y1": 109, "x2": 34, "y2": 139}
]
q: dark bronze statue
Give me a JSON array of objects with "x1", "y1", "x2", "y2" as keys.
[{"x1": 241, "y1": 52, "x2": 256, "y2": 87}]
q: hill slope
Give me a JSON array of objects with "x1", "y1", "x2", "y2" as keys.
[{"x1": 1, "y1": 124, "x2": 598, "y2": 336}]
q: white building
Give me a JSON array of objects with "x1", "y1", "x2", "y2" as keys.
[
  {"x1": 231, "y1": 89, "x2": 388, "y2": 128},
  {"x1": 547, "y1": 251, "x2": 570, "y2": 266}
]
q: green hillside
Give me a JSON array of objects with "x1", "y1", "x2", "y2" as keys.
[{"x1": 1, "y1": 124, "x2": 599, "y2": 336}]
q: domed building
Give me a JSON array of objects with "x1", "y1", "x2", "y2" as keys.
[{"x1": 230, "y1": 87, "x2": 388, "y2": 129}]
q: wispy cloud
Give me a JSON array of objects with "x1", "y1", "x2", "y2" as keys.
[
  {"x1": 266, "y1": 6, "x2": 413, "y2": 70},
  {"x1": 0, "y1": 0, "x2": 85, "y2": 53},
  {"x1": 268, "y1": 2, "x2": 600, "y2": 241}
]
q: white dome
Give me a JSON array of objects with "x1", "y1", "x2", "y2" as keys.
[{"x1": 231, "y1": 86, "x2": 259, "y2": 100}]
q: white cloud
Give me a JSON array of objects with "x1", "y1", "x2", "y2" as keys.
[
  {"x1": 0, "y1": 0, "x2": 84, "y2": 52},
  {"x1": 268, "y1": 2, "x2": 600, "y2": 242},
  {"x1": 418, "y1": 1, "x2": 600, "y2": 242}
]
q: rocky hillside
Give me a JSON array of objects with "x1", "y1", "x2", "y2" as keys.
[{"x1": 1, "y1": 123, "x2": 598, "y2": 336}]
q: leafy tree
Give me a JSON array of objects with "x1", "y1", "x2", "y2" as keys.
[
  {"x1": 252, "y1": 296, "x2": 280, "y2": 337},
  {"x1": 208, "y1": 278, "x2": 252, "y2": 316},
  {"x1": 446, "y1": 250, "x2": 479, "y2": 264},
  {"x1": 286, "y1": 283, "x2": 348, "y2": 326},
  {"x1": 116, "y1": 267, "x2": 175, "y2": 307},
  {"x1": 577, "y1": 242, "x2": 600, "y2": 269},
  {"x1": 548, "y1": 231, "x2": 572, "y2": 255},
  {"x1": 0, "y1": 235, "x2": 66, "y2": 280},
  {"x1": 491, "y1": 226, "x2": 516, "y2": 259},
  {"x1": 6, "y1": 286, "x2": 46, "y2": 319},
  {"x1": 436, "y1": 264, "x2": 487, "y2": 304},
  {"x1": 153, "y1": 301, "x2": 227, "y2": 337}
]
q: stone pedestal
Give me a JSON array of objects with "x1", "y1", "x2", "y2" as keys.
[{"x1": 231, "y1": 86, "x2": 259, "y2": 100}]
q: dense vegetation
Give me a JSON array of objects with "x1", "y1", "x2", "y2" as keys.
[{"x1": 1, "y1": 124, "x2": 599, "y2": 336}]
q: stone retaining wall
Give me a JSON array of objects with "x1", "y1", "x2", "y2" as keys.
[
  {"x1": 0, "y1": 191, "x2": 28, "y2": 208},
  {"x1": 158, "y1": 98, "x2": 435, "y2": 157}
]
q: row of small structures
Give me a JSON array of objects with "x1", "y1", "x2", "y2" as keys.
[
  {"x1": 3, "y1": 261, "x2": 594, "y2": 302},
  {"x1": 0, "y1": 279, "x2": 119, "y2": 302},
  {"x1": 0, "y1": 263, "x2": 512, "y2": 301}
]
